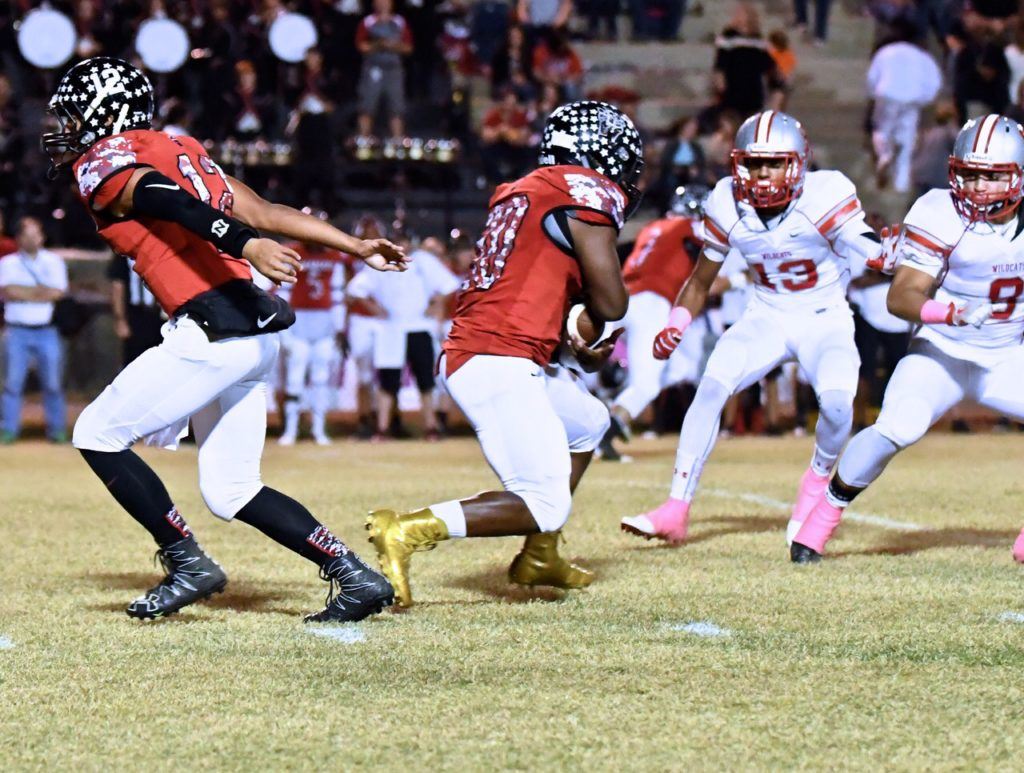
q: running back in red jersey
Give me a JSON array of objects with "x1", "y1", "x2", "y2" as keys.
[
  {"x1": 443, "y1": 164, "x2": 626, "y2": 375},
  {"x1": 73, "y1": 129, "x2": 251, "y2": 314}
]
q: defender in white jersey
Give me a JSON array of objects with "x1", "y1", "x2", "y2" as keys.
[
  {"x1": 620, "y1": 111, "x2": 882, "y2": 544},
  {"x1": 793, "y1": 114, "x2": 1024, "y2": 562}
]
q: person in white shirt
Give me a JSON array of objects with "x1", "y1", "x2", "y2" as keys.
[
  {"x1": 867, "y1": 23, "x2": 943, "y2": 192},
  {"x1": 0, "y1": 217, "x2": 69, "y2": 443},
  {"x1": 346, "y1": 236, "x2": 460, "y2": 440}
]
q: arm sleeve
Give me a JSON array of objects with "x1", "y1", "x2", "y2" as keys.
[{"x1": 131, "y1": 170, "x2": 257, "y2": 259}]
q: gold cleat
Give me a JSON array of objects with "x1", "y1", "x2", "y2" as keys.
[
  {"x1": 508, "y1": 532, "x2": 594, "y2": 590},
  {"x1": 365, "y1": 508, "x2": 449, "y2": 608}
]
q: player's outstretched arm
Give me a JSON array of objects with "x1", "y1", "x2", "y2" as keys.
[
  {"x1": 228, "y1": 176, "x2": 407, "y2": 272},
  {"x1": 567, "y1": 217, "x2": 627, "y2": 324}
]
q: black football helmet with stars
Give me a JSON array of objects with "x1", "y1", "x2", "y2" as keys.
[
  {"x1": 539, "y1": 100, "x2": 645, "y2": 218},
  {"x1": 42, "y1": 57, "x2": 154, "y2": 174}
]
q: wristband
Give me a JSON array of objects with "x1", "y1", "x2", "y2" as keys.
[
  {"x1": 919, "y1": 299, "x2": 953, "y2": 325},
  {"x1": 666, "y1": 306, "x2": 693, "y2": 332}
]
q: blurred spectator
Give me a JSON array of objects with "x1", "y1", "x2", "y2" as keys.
[
  {"x1": 962, "y1": 0, "x2": 1019, "y2": 41},
  {"x1": 911, "y1": 99, "x2": 960, "y2": 195},
  {"x1": 768, "y1": 30, "x2": 798, "y2": 84},
  {"x1": 491, "y1": 25, "x2": 534, "y2": 93},
  {"x1": 480, "y1": 88, "x2": 534, "y2": 183},
  {"x1": 0, "y1": 211, "x2": 14, "y2": 257},
  {"x1": 794, "y1": 0, "x2": 834, "y2": 45},
  {"x1": 532, "y1": 30, "x2": 585, "y2": 101},
  {"x1": 1005, "y1": 16, "x2": 1024, "y2": 105},
  {"x1": 0, "y1": 73, "x2": 21, "y2": 212},
  {"x1": 948, "y1": 20, "x2": 1010, "y2": 119},
  {"x1": 227, "y1": 60, "x2": 280, "y2": 140},
  {"x1": 356, "y1": 0, "x2": 414, "y2": 139},
  {"x1": 287, "y1": 49, "x2": 337, "y2": 210},
  {"x1": 582, "y1": 0, "x2": 621, "y2": 41},
  {"x1": 712, "y1": 3, "x2": 784, "y2": 119},
  {"x1": 630, "y1": 0, "x2": 688, "y2": 41},
  {"x1": 867, "y1": 23, "x2": 942, "y2": 191},
  {"x1": 108, "y1": 255, "x2": 163, "y2": 367},
  {"x1": 517, "y1": 0, "x2": 574, "y2": 33},
  {"x1": 0, "y1": 218, "x2": 67, "y2": 444},
  {"x1": 471, "y1": 1, "x2": 513, "y2": 67},
  {"x1": 346, "y1": 238, "x2": 459, "y2": 441},
  {"x1": 654, "y1": 116, "x2": 707, "y2": 209},
  {"x1": 701, "y1": 110, "x2": 742, "y2": 181}
]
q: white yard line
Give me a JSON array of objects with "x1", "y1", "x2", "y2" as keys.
[
  {"x1": 667, "y1": 621, "x2": 732, "y2": 638},
  {"x1": 0, "y1": 636, "x2": 14, "y2": 650},
  {"x1": 306, "y1": 626, "x2": 366, "y2": 644},
  {"x1": 998, "y1": 611, "x2": 1024, "y2": 624}
]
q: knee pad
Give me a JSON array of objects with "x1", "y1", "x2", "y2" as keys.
[
  {"x1": 873, "y1": 394, "x2": 932, "y2": 449},
  {"x1": 199, "y1": 475, "x2": 262, "y2": 522},
  {"x1": 72, "y1": 398, "x2": 131, "y2": 452},
  {"x1": 519, "y1": 480, "x2": 572, "y2": 533},
  {"x1": 817, "y1": 389, "x2": 854, "y2": 428}
]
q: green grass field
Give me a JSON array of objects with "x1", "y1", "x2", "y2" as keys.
[{"x1": 2, "y1": 432, "x2": 1024, "y2": 769}]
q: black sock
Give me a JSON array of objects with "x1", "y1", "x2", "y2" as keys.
[
  {"x1": 80, "y1": 449, "x2": 192, "y2": 547},
  {"x1": 826, "y1": 475, "x2": 863, "y2": 507},
  {"x1": 235, "y1": 487, "x2": 349, "y2": 566}
]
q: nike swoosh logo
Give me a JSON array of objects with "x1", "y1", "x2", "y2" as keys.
[
  {"x1": 146, "y1": 183, "x2": 181, "y2": 191},
  {"x1": 256, "y1": 313, "x2": 277, "y2": 329}
]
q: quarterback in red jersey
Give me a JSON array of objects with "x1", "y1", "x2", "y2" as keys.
[
  {"x1": 601, "y1": 185, "x2": 708, "y2": 461},
  {"x1": 45, "y1": 57, "x2": 406, "y2": 622},
  {"x1": 366, "y1": 101, "x2": 644, "y2": 607}
]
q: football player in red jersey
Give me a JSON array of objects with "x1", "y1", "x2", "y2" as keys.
[
  {"x1": 600, "y1": 185, "x2": 709, "y2": 461},
  {"x1": 44, "y1": 57, "x2": 406, "y2": 622},
  {"x1": 276, "y1": 215, "x2": 348, "y2": 446},
  {"x1": 365, "y1": 101, "x2": 643, "y2": 607}
]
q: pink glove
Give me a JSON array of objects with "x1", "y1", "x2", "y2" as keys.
[{"x1": 652, "y1": 306, "x2": 693, "y2": 360}]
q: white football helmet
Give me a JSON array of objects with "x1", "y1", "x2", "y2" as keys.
[
  {"x1": 949, "y1": 114, "x2": 1024, "y2": 222},
  {"x1": 731, "y1": 110, "x2": 809, "y2": 208}
]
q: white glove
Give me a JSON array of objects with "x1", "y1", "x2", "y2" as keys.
[
  {"x1": 866, "y1": 225, "x2": 901, "y2": 275},
  {"x1": 951, "y1": 300, "x2": 993, "y2": 328}
]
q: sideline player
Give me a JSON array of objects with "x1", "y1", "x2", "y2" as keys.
[
  {"x1": 44, "y1": 57, "x2": 405, "y2": 621},
  {"x1": 621, "y1": 111, "x2": 881, "y2": 544},
  {"x1": 792, "y1": 114, "x2": 1024, "y2": 562},
  {"x1": 277, "y1": 212, "x2": 347, "y2": 446},
  {"x1": 601, "y1": 185, "x2": 707, "y2": 461},
  {"x1": 365, "y1": 101, "x2": 643, "y2": 607}
]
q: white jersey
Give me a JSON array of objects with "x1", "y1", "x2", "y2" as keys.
[
  {"x1": 702, "y1": 170, "x2": 868, "y2": 312},
  {"x1": 899, "y1": 188, "x2": 1024, "y2": 359}
]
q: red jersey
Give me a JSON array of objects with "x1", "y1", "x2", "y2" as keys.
[
  {"x1": 286, "y1": 244, "x2": 344, "y2": 310},
  {"x1": 73, "y1": 129, "x2": 251, "y2": 314},
  {"x1": 622, "y1": 217, "x2": 701, "y2": 302},
  {"x1": 444, "y1": 165, "x2": 626, "y2": 374}
]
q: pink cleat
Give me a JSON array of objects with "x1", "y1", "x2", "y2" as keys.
[
  {"x1": 1013, "y1": 528, "x2": 1024, "y2": 564},
  {"x1": 790, "y1": 497, "x2": 844, "y2": 562},
  {"x1": 621, "y1": 498, "x2": 690, "y2": 545},
  {"x1": 786, "y1": 467, "x2": 831, "y2": 546}
]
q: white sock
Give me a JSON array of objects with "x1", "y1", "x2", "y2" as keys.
[
  {"x1": 283, "y1": 400, "x2": 300, "y2": 438},
  {"x1": 430, "y1": 499, "x2": 466, "y2": 538}
]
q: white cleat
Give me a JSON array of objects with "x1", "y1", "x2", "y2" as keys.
[
  {"x1": 278, "y1": 433, "x2": 297, "y2": 447},
  {"x1": 620, "y1": 514, "x2": 656, "y2": 537},
  {"x1": 312, "y1": 433, "x2": 332, "y2": 447},
  {"x1": 786, "y1": 519, "x2": 803, "y2": 547}
]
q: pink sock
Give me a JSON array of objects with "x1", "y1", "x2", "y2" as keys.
[
  {"x1": 790, "y1": 467, "x2": 831, "y2": 525},
  {"x1": 646, "y1": 498, "x2": 690, "y2": 543},
  {"x1": 1013, "y1": 528, "x2": 1024, "y2": 563},
  {"x1": 794, "y1": 497, "x2": 844, "y2": 553}
]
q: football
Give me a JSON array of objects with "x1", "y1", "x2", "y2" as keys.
[{"x1": 566, "y1": 303, "x2": 605, "y2": 346}]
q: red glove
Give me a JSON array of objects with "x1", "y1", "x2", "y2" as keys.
[{"x1": 652, "y1": 307, "x2": 693, "y2": 360}]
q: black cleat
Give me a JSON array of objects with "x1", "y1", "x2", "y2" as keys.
[
  {"x1": 790, "y1": 541, "x2": 822, "y2": 564},
  {"x1": 304, "y1": 551, "x2": 394, "y2": 623},
  {"x1": 126, "y1": 537, "x2": 227, "y2": 620}
]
